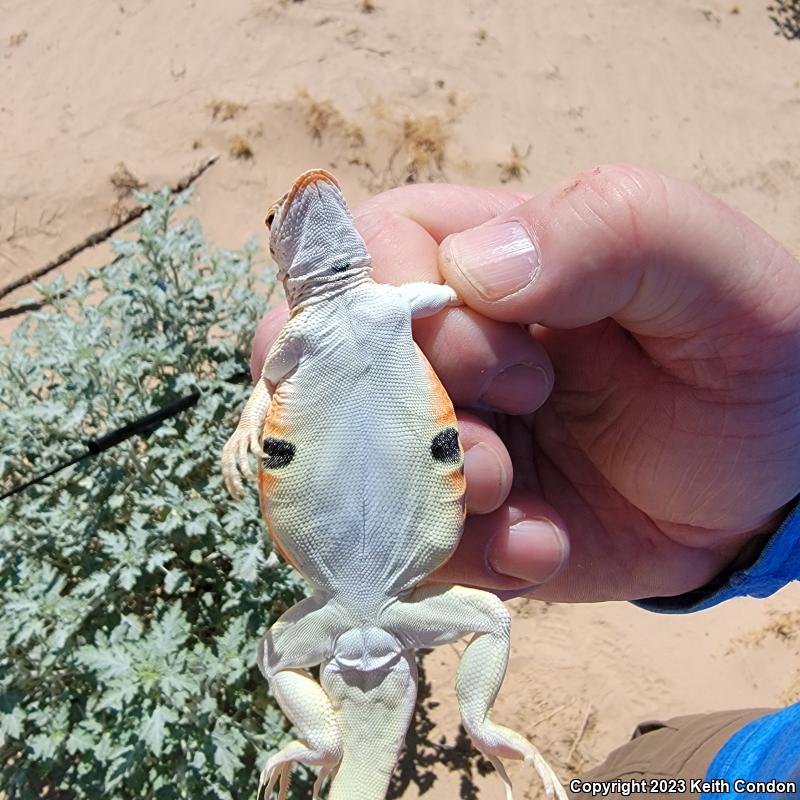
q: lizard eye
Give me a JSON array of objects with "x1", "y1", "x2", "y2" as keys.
[{"x1": 265, "y1": 208, "x2": 276, "y2": 228}]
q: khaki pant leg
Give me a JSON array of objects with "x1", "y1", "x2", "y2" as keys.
[{"x1": 568, "y1": 708, "x2": 776, "y2": 800}]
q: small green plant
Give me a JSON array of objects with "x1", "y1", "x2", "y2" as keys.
[
  {"x1": 768, "y1": 0, "x2": 800, "y2": 39},
  {"x1": 0, "y1": 189, "x2": 311, "y2": 798}
]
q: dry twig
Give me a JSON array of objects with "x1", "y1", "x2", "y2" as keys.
[
  {"x1": 566, "y1": 704, "x2": 593, "y2": 766},
  {"x1": 0, "y1": 155, "x2": 219, "y2": 303}
]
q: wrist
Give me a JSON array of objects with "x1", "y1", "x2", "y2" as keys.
[
  {"x1": 635, "y1": 493, "x2": 800, "y2": 614},
  {"x1": 726, "y1": 498, "x2": 798, "y2": 572}
]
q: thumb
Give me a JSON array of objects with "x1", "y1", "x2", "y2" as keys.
[{"x1": 438, "y1": 163, "x2": 798, "y2": 336}]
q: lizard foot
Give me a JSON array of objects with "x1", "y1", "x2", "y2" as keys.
[
  {"x1": 380, "y1": 585, "x2": 568, "y2": 800},
  {"x1": 466, "y1": 720, "x2": 568, "y2": 800},
  {"x1": 312, "y1": 764, "x2": 337, "y2": 798},
  {"x1": 525, "y1": 750, "x2": 569, "y2": 800},
  {"x1": 257, "y1": 742, "x2": 339, "y2": 800},
  {"x1": 258, "y1": 759, "x2": 289, "y2": 800},
  {"x1": 221, "y1": 418, "x2": 264, "y2": 499}
]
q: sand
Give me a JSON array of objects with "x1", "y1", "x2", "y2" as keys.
[{"x1": 2, "y1": 0, "x2": 799, "y2": 797}]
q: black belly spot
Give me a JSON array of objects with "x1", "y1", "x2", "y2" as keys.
[
  {"x1": 263, "y1": 437, "x2": 295, "y2": 468},
  {"x1": 431, "y1": 427, "x2": 460, "y2": 463}
]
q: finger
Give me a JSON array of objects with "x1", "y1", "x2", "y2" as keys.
[
  {"x1": 354, "y1": 182, "x2": 532, "y2": 284},
  {"x1": 251, "y1": 304, "x2": 288, "y2": 380},
  {"x1": 428, "y1": 488, "x2": 570, "y2": 593},
  {"x1": 438, "y1": 163, "x2": 800, "y2": 337},
  {"x1": 354, "y1": 185, "x2": 550, "y2": 414},
  {"x1": 416, "y1": 308, "x2": 552, "y2": 414},
  {"x1": 457, "y1": 411, "x2": 513, "y2": 514}
]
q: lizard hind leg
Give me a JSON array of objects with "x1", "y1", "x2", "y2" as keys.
[
  {"x1": 457, "y1": 626, "x2": 567, "y2": 800},
  {"x1": 382, "y1": 584, "x2": 568, "y2": 800},
  {"x1": 257, "y1": 596, "x2": 347, "y2": 798},
  {"x1": 257, "y1": 668, "x2": 343, "y2": 799}
]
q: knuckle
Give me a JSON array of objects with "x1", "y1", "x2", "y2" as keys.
[{"x1": 563, "y1": 163, "x2": 667, "y2": 259}]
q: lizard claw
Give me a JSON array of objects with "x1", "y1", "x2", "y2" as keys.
[
  {"x1": 250, "y1": 426, "x2": 266, "y2": 459},
  {"x1": 446, "y1": 285, "x2": 464, "y2": 307}
]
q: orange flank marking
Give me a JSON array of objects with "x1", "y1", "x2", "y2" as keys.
[
  {"x1": 257, "y1": 479, "x2": 298, "y2": 569},
  {"x1": 257, "y1": 457, "x2": 301, "y2": 570},
  {"x1": 448, "y1": 462, "x2": 467, "y2": 496},
  {"x1": 415, "y1": 344, "x2": 457, "y2": 426},
  {"x1": 414, "y1": 345, "x2": 465, "y2": 497},
  {"x1": 256, "y1": 402, "x2": 300, "y2": 570},
  {"x1": 261, "y1": 390, "x2": 288, "y2": 438}
]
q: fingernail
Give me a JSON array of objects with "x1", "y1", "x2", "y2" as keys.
[
  {"x1": 442, "y1": 221, "x2": 540, "y2": 300},
  {"x1": 479, "y1": 364, "x2": 551, "y2": 413},
  {"x1": 489, "y1": 519, "x2": 567, "y2": 583}
]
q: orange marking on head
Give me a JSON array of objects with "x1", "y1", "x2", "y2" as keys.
[
  {"x1": 283, "y1": 169, "x2": 340, "y2": 214},
  {"x1": 415, "y1": 344, "x2": 457, "y2": 426}
]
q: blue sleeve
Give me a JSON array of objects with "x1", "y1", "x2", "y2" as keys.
[
  {"x1": 701, "y1": 704, "x2": 800, "y2": 798},
  {"x1": 633, "y1": 497, "x2": 800, "y2": 614}
]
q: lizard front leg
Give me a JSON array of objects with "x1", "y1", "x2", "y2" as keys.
[
  {"x1": 221, "y1": 377, "x2": 271, "y2": 498},
  {"x1": 383, "y1": 584, "x2": 568, "y2": 800},
  {"x1": 396, "y1": 281, "x2": 462, "y2": 318},
  {"x1": 221, "y1": 325, "x2": 302, "y2": 499}
]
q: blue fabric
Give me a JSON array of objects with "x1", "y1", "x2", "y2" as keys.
[
  {"x1": 701, "y1": 704, "x2": 800, "y2": 798},
  {"x1": 633, "y1": 498, "x2": 800, "y2": 795}
]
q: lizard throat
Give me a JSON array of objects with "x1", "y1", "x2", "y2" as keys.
[{"x1": 283, "y1": 261, "x2": 373, "y2": 311}]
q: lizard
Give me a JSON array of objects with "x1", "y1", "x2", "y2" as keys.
[{"x1": 221, "y1": 168, "x2": 567, "y2": 800}]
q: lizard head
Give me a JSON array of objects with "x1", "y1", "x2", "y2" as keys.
[{"x1": 265, "y1": 169, "x2": 372, "y2": 306}]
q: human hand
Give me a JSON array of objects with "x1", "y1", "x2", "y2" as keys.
[{"x1": 252, "y1": 165, "x2": 800, "y2": 602}]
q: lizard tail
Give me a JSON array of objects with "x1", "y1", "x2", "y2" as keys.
[{"x1": 321, "y1": 650, "x2": 418, "y2": 800}]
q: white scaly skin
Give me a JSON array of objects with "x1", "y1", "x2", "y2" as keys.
[{"x1": 221, "y1": 170, "x2": 567, "y2": 800}]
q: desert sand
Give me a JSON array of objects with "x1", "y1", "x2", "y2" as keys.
[{"x1": 1, "y1": 0, "x2": 799, "y2": 797}]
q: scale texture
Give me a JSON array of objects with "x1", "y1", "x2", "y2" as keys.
[{"x1": 221, "y1": 169, "x2": 566, "y2": 800}]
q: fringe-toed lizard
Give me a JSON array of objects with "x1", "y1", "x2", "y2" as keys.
[{"x1": 221, "y1": 169, "x2": 567, "y2": 800}]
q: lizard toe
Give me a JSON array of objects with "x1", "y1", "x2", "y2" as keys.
[
  {"x1": 220, "y1": 450, "x2": 243, "y2": 499},
  {"x1": 237, "y1": 430, "x2": 256, "y2": 481},
  {"x1": 249, "y1": 426, "x2": 266, "y2": 459},
  {"x1": 311, "y1": 764, "x2": 335, "y2": 798},
  {"x1": 525, "y1": 752, "x2": 568, "y2": 800}
]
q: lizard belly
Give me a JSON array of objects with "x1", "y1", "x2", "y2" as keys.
[{"x1": 258, "y1": 342, "x2": 465, "y2": 603}]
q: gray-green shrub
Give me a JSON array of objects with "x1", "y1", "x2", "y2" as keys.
[{"x1": 0, "y1": 190, "x2": 311, "y2": 799}]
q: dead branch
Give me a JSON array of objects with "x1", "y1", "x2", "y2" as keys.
[
  {"x1": 0, "y1": 154, "x2": 219, "y2": 303},
  {"x1": 566, "y1": 703, "x2": 593, "y2": 766}
]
